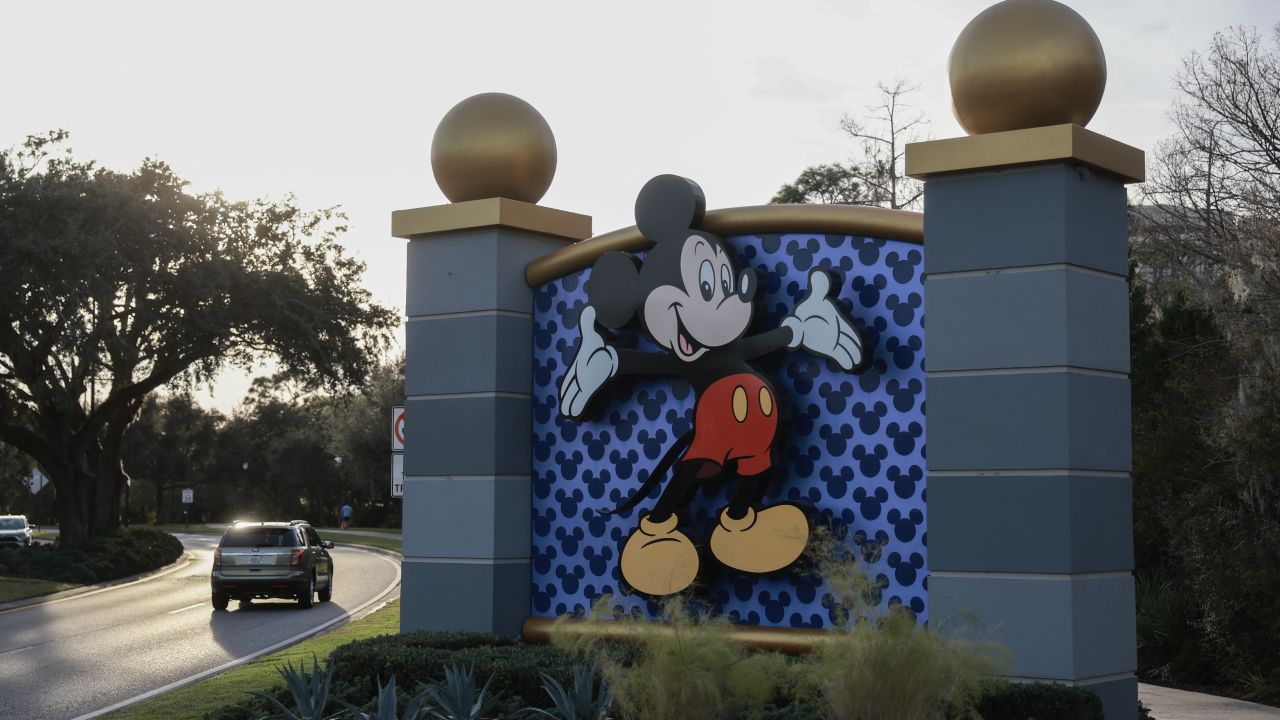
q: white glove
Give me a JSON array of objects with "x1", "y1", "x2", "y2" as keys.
[
  {"x1": 558, "y1": 306, "x2": 620, "y2": 419},
  {"x1": 781, "y1": 269, "x2": 864, "y2": 371}
]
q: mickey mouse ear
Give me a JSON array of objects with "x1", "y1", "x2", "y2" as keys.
[{"x1": 635, "y1": 174, "x2": 706, "y2": 242}]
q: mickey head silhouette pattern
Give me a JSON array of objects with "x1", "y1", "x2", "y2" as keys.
[{"x1": 531, "y1": 233, "x2": 926, "y2": 628}]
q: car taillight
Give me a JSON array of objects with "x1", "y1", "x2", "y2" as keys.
[
  {"x1": 290, "y1": 548, "x2": 305, "y2": 566},
  {"x1": 213, "y1": 548, "x2": 221, "y2": 569}
]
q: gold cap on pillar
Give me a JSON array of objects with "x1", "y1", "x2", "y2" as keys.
[
  {"x1": 431, "y1": 92, "x2": 558, "y2": 204},
  {"x1": 949, "y1": 0, "x2": 1106, "y2": 135}
]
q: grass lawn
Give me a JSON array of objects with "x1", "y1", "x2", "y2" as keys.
[
  {"x1": 0, "y1": 576, "x2": 79, "y2": 603},
  {"x1": 319, "y1": 530, "x2": 401, "y2": 553},
  {"x1": 105, "y1": 599, "x2": 401, "y2": 720},
  {"x1": 318, "y1": 526, "x2": 401, "y2": 535}
]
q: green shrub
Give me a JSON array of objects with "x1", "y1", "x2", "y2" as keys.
[
  {"x1": 0, "y1": 527, "x2": 182, "y2": 584},
  {"x1": 958, "y1": 681, "x2": 1103, "y2": 720},
  {"x1": 555, "y1": 597, "x2": 790, "y2": 720},
  {"x1": 328, "y1": 631, "x2": 578, "y2": 713}
]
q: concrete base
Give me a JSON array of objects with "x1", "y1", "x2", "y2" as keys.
[{"x1": 400, "y1": 559, "x2": 529, "y2": 637}]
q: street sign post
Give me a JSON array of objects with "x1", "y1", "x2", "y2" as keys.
[{"x1": 391, "y1": 406, "x2": 405, "y2": 499}]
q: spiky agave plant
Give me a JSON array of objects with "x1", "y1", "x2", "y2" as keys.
[
  {"x1": 421, "y1": 664, "x2": 500, "y2": 720},
  {"x1": 253, "y1": 653, "x2": 339, "y2": 720},
  {"x1": 337, "y1": 676, "x2": 432, "y2": 720},
  {"x1": 525, "y1": 665, "x2": 613, "y2": 720}
]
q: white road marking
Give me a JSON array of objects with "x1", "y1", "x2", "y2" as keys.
[
  {"x1": 71, "y1": 549, "x2": 401, "y2": 720},
  {"x1": 167, "y1": 602, "x2": 205, "y2": 615}
]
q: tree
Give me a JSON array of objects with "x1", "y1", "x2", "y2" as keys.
[
  {"x1": 0, "y1": 132, "x2": 399, "y2": 544},
  {"x1": 1130, "y1": 24, "x2": 1280, "y2": 687},
  {"x1": 772, "y1": 80, "x2": 927, "y2": 210},
  {"x1": 1136, "y1": 25, "x2": 1280, "y2": 358}
]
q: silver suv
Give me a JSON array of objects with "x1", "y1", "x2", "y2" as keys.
[
  {"x1": 211, "y1": 521, "x2": 334, "y2": 610},
  {"x1": 0, "y1": 515, "x2": 33, "y2": 548}
]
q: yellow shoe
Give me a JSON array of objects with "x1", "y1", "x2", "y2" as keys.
[
  {"x1": 710, "y1": 504, "x2": 810, "y2": 574},
  {"x1": 620, "y1": 514, "x2": 700, "y2": 596}
]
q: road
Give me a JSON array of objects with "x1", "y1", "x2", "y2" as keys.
[{"x1": 0, "y1": 533, "x2": 400, "y2": 720}]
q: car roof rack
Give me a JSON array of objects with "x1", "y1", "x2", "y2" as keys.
[{"x1": 289, "y1": 519, "x2": 309, "y2": 525}]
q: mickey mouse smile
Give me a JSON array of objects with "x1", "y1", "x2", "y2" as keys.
[{"x1": 674, "y1": 310, "x2": 704, "y2": 359}]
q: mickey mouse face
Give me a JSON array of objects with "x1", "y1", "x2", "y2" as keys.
[
  {"x1": 643, "y1": 234, "x2": 755, "y2": 361},
  {"x1": 586, "y1": 175, "x2": 757, "y2": 361}
]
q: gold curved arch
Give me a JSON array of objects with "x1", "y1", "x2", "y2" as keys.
[{"x1": 525, "y1": 204, "x2": 924, "y2": 287}]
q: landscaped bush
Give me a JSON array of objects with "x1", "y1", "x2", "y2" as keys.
[
  {"x1": 204, "y1": 627, "x2": 1112, "y2": 720},
  {"x1": 0, "y1": 526, "x2": 183, "y2": 584},
  {"x1": 330, "y1": 638, "x2": 579, "y2": 714},
  {"x1": 959, "y1": 680, "x2": 1104, "y2": 720}
]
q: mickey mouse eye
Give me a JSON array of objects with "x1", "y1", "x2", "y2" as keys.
[
  {"x1": 720, "y1": 264, "x2": 732, "y2": 298},
  {"x1": 698, "y1": 260, "x2": 715, "y2": 301}
]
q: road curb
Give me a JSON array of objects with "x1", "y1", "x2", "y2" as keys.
[{"x1": 0, "y1": 550, "x2": 194, "y2": 614}]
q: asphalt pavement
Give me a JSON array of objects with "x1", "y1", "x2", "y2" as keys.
[{"x1": 0, "y1": 533, "x2": 400, "y2": 720}]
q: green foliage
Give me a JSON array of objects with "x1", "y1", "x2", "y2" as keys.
[
  {"x1": 1135, "y1": 573, "x2": 1212, "y2": 682},
  {"x1": 253, "y1": 654, "x2": 338, "y2": 720},
  {"x1": 560, "y1": 597, "x2": 788, "y2": 720},
  {"x1": 0, "y1": 131, "x2": 398, "y2": 543},
  {"x1": 327, "y1": 631, "x2": 574, "y2": 715},
  {"x1": 338, "y1": 676, "x2": 431, "y2": 720},
  {"x1": 788, "y1": 532, "x2": 1006, "y2": 720},
  {"x1": 0, "y1": 526, "x2": 181, "y2": 584},
  {"x1": 956, "y1": 681, "x2": 1103, "y2": 720},
  {"x1": 525, "y1": 665, "x2": 613, "y2": 720},
  {"x1": 420, "y1": 665, "x2": 499, "y2": 720}
]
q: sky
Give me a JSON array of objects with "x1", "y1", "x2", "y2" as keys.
[{"x1": 2, "y1": 0, "x2": 1275, "y2": 413}]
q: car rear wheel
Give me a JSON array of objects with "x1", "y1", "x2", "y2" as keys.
[
  {"x1": 212, "y1": 592, "x2": 229, "y2": 611},
  {"x1": 298, "y1": 574, "x2": 315, "y2": 608},
  {"x1": 318, "y1": 573, "x2": 332, "y2": 603}
]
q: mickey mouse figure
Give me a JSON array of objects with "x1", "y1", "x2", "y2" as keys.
[{"x1": 559, "y1": 174, "x2": 865, "y2": 597}]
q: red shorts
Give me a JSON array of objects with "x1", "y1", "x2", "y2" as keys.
[{"x1": 684, "y1": 373, "x2": 778, "y2": 476}]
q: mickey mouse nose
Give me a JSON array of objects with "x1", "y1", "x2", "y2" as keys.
[{"x1": 738, "y1": 268, "x2": 757, "y2": 302}]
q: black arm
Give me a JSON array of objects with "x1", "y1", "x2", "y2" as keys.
[
  {"x1": 616, "y1": 348, "x2": 685, "y2": 377},
  {"x1": 740, "y1": 326, "x2": 794, "y2": 360}
]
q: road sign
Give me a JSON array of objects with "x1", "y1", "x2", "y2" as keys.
[
  {"x1": 391, "y1": 406, "x2": 406, "y2": 451},
  {"x1": 182, "y1": 488, "x2": 193, "y2": 504},
  {"x1": 27, "y1": 468, "x2": 48, "y2": 494},
  {"x1": 391, "y1": 453, "x2": 404, "y2": 498}
]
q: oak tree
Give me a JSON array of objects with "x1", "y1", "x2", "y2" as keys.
[{"x1": 0, "y1": 132, "x2": 399, "y2": 544}]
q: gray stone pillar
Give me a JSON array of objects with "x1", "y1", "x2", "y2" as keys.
[
  {"x1": 907, "y1": 124, "x2": 1145, "y2": 720},
  {"x1": 392, "y1": 198, "x2": 590, "y2": 636}
]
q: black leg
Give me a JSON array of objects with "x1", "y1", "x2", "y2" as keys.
[
  {"x1": 649, "y1": 461, "x2": 716, "y2": 523},
  {"x1": 727, "y1": 470, "x2": 771, "y2": 520}
]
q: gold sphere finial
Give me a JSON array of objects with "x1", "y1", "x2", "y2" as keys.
[
  {"x1": 949, "y1": 0, "x2": 1107, "y2": 135},
  {"x1": 431, "y1": 92, "x2": 557, "y2": 204}
]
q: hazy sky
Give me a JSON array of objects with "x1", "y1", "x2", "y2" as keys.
[{"x1": 2, "y1": 0, "x2": 1275, "y2": 412}]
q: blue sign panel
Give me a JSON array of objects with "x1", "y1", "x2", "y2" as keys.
[{"x1": 532, "y1": 231, "x2": 925, "y2": 629}]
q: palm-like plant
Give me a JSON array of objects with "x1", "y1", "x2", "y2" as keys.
[
  {"x1": 421, "y1": 664, "x2": 499, "y2": 720},
  {"x1": 525, "y1": 665, "x2": 613, "y2": 720},
  {"x1": 253, "y1": 653, "x2": 339, "y2": 720}
]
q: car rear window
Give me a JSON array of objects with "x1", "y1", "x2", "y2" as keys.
[
  {"x1": 221, "y1": 528, "x2": 299, "y2": 548},
  {"x1": 0, "y1": 518, "x2": 25, "y2": 530}
]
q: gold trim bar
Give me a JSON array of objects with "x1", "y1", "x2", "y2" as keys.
[
  {"x1": 905, "y1": 123, "x2": 1145, "y2": 184},
  {"x1": 525, "y1": 204, "x2": 924, "y2": 288},
  {"x1": 522, "y1": 616, "x2": 830, "y2": 656},
  {"x1": 392, "y1": 197, "x2": 592, "y2": 241}
]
